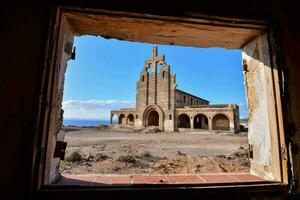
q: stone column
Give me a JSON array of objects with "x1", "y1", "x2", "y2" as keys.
[
  {"x1": 230, "y1": 120, "x2": 235, "y2": 132},
  {"x1": 190, "y1": 116, "x2": 194, "y2": 132},
  {"x1": 208, "y1": 117, "x2": 213, "y2": 131}
]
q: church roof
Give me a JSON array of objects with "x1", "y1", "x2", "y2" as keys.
[{"x1": 176, "y1": 89, "x2": 209, "y2": 103}]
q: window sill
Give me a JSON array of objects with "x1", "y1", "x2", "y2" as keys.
[{"x1": 37, "y1": 173, "x2": 288, "y2": 199}]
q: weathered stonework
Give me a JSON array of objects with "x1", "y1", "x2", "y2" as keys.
[{"x1": 111, "y1": 47, "x2": 240, "y2": 133}]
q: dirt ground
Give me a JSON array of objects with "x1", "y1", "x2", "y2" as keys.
[{"x1": 60, "y1": 125, "x2": 249, "y2": 175}]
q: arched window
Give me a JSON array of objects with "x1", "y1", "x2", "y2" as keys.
[
  {"x1": 141, "y1": 75, "x2": 144, "y2": 81},
  {"x1": 162, "y1": 71, "x2": 166, "y2": 78}
]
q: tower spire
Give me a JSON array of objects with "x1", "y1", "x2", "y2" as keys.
[
  {"x1": 145, "y1": 46, "x2": 164, "y2": 73},
  {"x1": 152, "y1": 46, "x2": 158, "y2": 58}
]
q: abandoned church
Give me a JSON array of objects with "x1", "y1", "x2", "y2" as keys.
[{"x1": 111, "y1": 46, "x2": 240, "y2": 132}]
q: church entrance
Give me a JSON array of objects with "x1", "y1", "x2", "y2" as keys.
[{"x1": 147, "y1": 110, "x2": 159, "y2": 126}]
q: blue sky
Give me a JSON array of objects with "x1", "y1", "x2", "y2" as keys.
[{"x1": 63, "y1": 36, "x2": 248, "y2": 120}]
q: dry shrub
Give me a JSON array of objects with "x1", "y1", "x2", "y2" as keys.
[
  {"x1": 117, "y1": 155, "x2": 136, "y2": 163},
  {"x1": 140, "y1": 151, "x2": 151, "y2": 158},
  {"x1": 97, "y1": 125, "x2": 108, "y2": 130},
  {"x1": 65, "y1": 151, "x2": 82, "y2": 162},
  {"x1": 94, "y1": 153, "x2": 109, "y2": 161}
]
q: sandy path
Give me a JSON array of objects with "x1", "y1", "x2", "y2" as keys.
[{"x1": 60, "y1": 127, "x2": 249, "y2": 175}]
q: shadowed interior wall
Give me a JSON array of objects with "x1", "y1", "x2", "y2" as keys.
[
  {"x1": 177, "y1": 114, "x2": 190, "y2": 128},
  {"x1": 212, "y1": 114, "x2": 230, "y2": 130}
]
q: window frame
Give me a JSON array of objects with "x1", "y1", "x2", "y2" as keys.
[{"x1": 33, "y1": 5, "x2": 289, "y2": 197}]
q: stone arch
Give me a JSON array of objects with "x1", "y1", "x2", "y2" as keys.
[
  {"x1": 127, "y1": 114, "x2": 134, "y2": 125},
  {"x1": 212, "y1": 114, "x2": 230, "y2": 130},
  {"x1": 111, "y1": 114, "x2": 118, "y2": 124},
  {"x1": 177, "y1": 114, "x2": 190, "y2": 128},
  {"x1": 193, "y1": 113, "x2": 208, "y2": 129},
  {"x1": 118, "y1": 114, "x2": 126, "y2": 125},
  {"x1": 143, "y1": 105, "x2": 164, "y2": 130}
]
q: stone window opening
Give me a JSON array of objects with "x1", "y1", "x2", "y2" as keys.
[
  {"x1": 146, "y1": 66, "x2": 152, "y2": 74},
  {"x1": 162, "y1": 71, "x2": 166, "y2": 78},
  {"x1": 141, "y1": 75, "x2": 144, "y2": 81},
  {"x1": 169, "y1": 114, "x2": 172, "y2": 120},
  {"x1": 38, "y1": 7, "x2": 288, "y2": 196}
]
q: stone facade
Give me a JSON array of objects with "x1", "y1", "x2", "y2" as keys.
[{"x1": 111, "y1": 46, "x2": 240, "y2": 133}]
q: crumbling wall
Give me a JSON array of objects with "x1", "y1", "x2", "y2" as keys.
[{"x1": 175, "y1": 105, "x2": 238, "y2": 132}]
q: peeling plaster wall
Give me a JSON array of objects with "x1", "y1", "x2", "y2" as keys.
[
  {"x1": 242, "y1": 37, "x2": 273, "y2": 180},
  {"x1": 48, "y1": 15, "x2": 74, "y2": 183}
]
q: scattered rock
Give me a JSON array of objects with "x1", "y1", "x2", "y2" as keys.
[
  {"x1": 117, "y1": 155, "x2": 136, "y2": 164},
  {"x1": 177, "y1": 151, "x2": 186, "y2": 156},
  {"x1": 112, "y1": 166, "x2": 121, "y2": 171},
  {"x1": 94, "y1": 153, "x2": 109, "y2": 161},
  {"x1": 216, "y1": 154, "x2": 226, "y2": 159},
  {"x1": 132, "y1": 126, "x2": 161, "y2": 134},
  {"x1": 140, "y1": 151, "x2": 151, "y2": 158},
  {"x1": 97, "y1": 125, "x2": 108, "y2": 130}
]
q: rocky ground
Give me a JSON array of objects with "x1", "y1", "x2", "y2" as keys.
[{"x1": 60, "y1": 125, "x2": 249, "y2": 175}]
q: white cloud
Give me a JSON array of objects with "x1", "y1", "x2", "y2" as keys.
[{"x1": 62, "y1": 99, "x2": 135, "y2": 120}]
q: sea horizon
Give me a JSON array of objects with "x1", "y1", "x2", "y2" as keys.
[{"x1": 63, "y1": 118, "x2": 116, "y2": 127}]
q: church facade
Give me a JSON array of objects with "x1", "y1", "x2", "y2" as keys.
[{"x1": 110, "y1": 47, "x2": 240, "y2": 133}]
